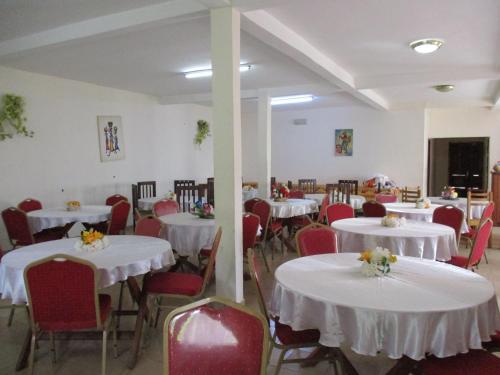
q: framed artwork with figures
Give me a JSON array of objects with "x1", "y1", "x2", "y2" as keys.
[
  {"x1": 335, "y1": 128, "x2": 353, "y2": 156},
  {"x1": 97, "y1": 116, "x2": 125, "y2": 162}
]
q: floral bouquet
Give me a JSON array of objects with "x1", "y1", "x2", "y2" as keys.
[
  {"x1": 358, "y1": 247, "x2": 397, "y2": 277},
  {"x1": 415, "y1": 197, "x2": 431, "y2": 209},
  {"x1": 166, "y1": 191, "x2": 177, "y2": 201},
  {"x1": 271, "y1": 183, "x2": 290, "y2": 202},
  {"x1": 441, "y1": 186, "x2": 458, "y2": 200},
  {"x1": 66, "y1": 200, "x2": 81, "y2": 211},
  {"x1": 381, "y1": 214, "x2": 406, "y2": 228},
  {"x1": 74, "y1": 228, "x2": 109, "y2": 252},
  {"x1": 192, "y1": 199, "x2": 214, "y2": 219},
  {"x1": 243, "y1": 185, "x2": 255, "y2": 191}
]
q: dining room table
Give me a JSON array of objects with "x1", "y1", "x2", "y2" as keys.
[
  {"x1": 267, "y1": 198, "x2": 318, "y2": 218},
  {"x1": 271, "y1": 253, "x2": 500, "y2": 373},
  {"x1": 428, "y1": 196, "x2": 488, "y2": 220},
  {"x1": 331, "y1": 217, "x2": 457, "y2": 261}
]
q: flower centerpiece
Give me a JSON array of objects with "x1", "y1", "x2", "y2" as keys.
[
  {"x1": 192, "y1": 199, "x2": 215, "y2": 219},
  {"x1": 243, "y1": 185, "x2": 254, "y2": 191},
  {"x1": 441, "y1": 186, "x2": 458, "y2": 200},
  {"x1": 66, "y1": 200, "x2": 81, "y2": 211},
  {"x1": 358, "y1": 247, "x2": 397, "y2": 277},
  {"x1": 272, "y1": 183, "x2": 290, "y2": 202},
  {"x1": 381, "y1": 214, "x2": 406, "y2": 228},
  {"x1": 166, "y1": 191, "x2": 176, "y2": 201},
  {"x1": 415, "y1": 197, "x2": 431, "y2": 209},
  {"x1": 74, "y1": 228, "x2": 109, "y2": 252}
]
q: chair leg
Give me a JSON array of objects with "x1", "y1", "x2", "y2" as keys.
[
  {"x1": 484, "y1": 251, "x2": 489, "y2": 264},
  {"x1": 7, "y1": 305, "x2": 15, "y2": 326},
  {"x1": 154, "y1": 300, "x2": 162, "y2": 328},
  {"x1": 49, "y1": 331, "x2": 56, "y2": 363},
  {"x1": 101, "y1": 328, "x2": 108, "y2": 375},
  {"x1": 112, "y1": 315, "x2": 118, "y2": 358},
  {"x1": 259, "y1": 246, "x2": 271, "y2": 273},
  {"x1": 274, "y1": 349, "x2": 287, "y2": 375},
  {"x1": 28, "y1": 332, "x2": 36, "y2": 375},
  {"x1": 116, "y1": 282, "x2": 125, "y2": 328}
]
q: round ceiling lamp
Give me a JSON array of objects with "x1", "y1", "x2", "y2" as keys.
[
  {"x1": 409, "y1": 38, "x2": 444, "y2": 54},
  {"x1": 433, "y1": 84, "x2": 455, "y2": 93}
]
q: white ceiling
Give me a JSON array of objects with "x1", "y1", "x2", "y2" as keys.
[{"x1": 0, "y1": 0, "x2": 498, "y2": 110}]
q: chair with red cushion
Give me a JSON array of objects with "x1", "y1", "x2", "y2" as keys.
[
  {"x1": 447, "y1": 219, "x2": 493, "y2": 269},
  {"x1": 317, "y1": 194, "x2": 330, "y2": 224},
  {"x1": 296, "y1": 223, "x2": 337, "y2": 257},
  {"x1": 422, "y1": 349, "x2": 500, "y2": 375},
  {"x1": 164, "y1": 296, "x2": 269, "y2": 375},
  {"x1": 135, "y1": 216, "x2": 163, "y2": 238},
  {"x1": 253, "y1": 200, "x2": 284, "y2": 260},
  {"x1": 24, "y1": 254, "x2": 115, "y2": 375},
  {"x1": 244, "y1": 198, "x2": 261, "y2": 213},
  {"x1": 433, "y1": 205, "x2": 464, "y2": 245},
  {"x1": 106, "y1": 200, "x2": 131, "y2": 235},
  {"x1": 2, "y1": 207, "x2": 63, "y2": 248},
  {"x1": 375, "y1": 194, "x2": 398, "y2": 204},
  {"x1": 483, "y1": 331, "x2": 500, "y2": 352},
  {"x1": 0, "y1": 247, "x2": 17, "y2": 327},
  {"x1": 462, "y1": 202, "x2": 494, "y2": 263},
  {"x1": 362, "y1": 201, "x2": 387, "y2": 217},
  {"x1": 17, "y1": 198, "x2": 42, "y2": 212},
  {"x1": 105, "y1": 194, "x2": 128, "y2": 206},
  {"x1": 152, "y1": 199, "x2": 179, "y2": 217},
  {"x1": 288, "y1": 190, "x2": 305, "y2": 199},
  {"x1": 242, "y1": 212, "x2": 270, "y2": 272},
  {"x1": 326, "y1": 203, "x2": 354, "y2": 225}
]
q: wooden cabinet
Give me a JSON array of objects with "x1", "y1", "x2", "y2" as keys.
[{"x1": 491, "y1": 172, "x2": 500, "y2": 225}]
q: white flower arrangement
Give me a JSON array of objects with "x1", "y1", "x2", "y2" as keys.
[
  {"x1": 359, "y1": 247, "x2": 397, "y2": 277},
  {"x1": 243, "y1": 185, "x2": 255, "y2": 191},
  {"x1": 415, "y1": 198, "x2": 431, "y2": 209},
  {"x1": 381, "y1": 215, "x2": 406, "y2": 228},
  {"x1": 166, "y1": 191, "x2": 176, "y2": 201},
  {"x1": 74, "y1": 229, "x2": 110, "y2": 253}
]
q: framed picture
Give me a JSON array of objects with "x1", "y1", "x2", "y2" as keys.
[
  {"x1": 97, "y1": 116, "x2": 125, "y2": 162},
  {"x1": 335, "y1": 129, "x2": 353, "y2": 156}
]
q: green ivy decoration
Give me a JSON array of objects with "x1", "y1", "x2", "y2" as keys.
[
  {"x1": 194, "y1": 119, "x2": 210, "y2": 146},
  {"x1": 0, "y1": 94, "x2": 33, "y2": 140}
]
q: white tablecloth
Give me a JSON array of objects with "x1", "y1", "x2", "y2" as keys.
[
  {"x1": 336, "y1": 194, "x2": 366, "y2": 210},
  {"x1": 332, "y1": 217, "x2": 457, "y2": 261},
  {"x1": 271, "y1": 253, "x2": 500, "y2": 360},
  {"x1": 138, "y1": 197, "x2": 159, "y2": 210},
  {"x1": 242, "y1": 189, "x2": 258, "y2": 202},
  {"x1": 304, "y1": 193, "x2": 327, "y2": 205},
  {"x1": 159, "y1": 212, "x2": 216, "y2": 257},
  {"x1": 267, "y1": 199, "x2": 318, "y2": 218},
  {"x1": 0, "y1": 235, "x2": 174, "y2": 304},
  {"x1": 428, "y1": 197, "x2": 487, "y2": 220},
  {"x1": 27, "y1": 205, "x2": 111, "y2": 233}
]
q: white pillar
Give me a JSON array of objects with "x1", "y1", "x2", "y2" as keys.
[
  {"x1": 211, "y1": 7, "x2": 243, "y2": 302},
  {"x1": 257, "y1": 91, "x2": 272, "y2": 198}
]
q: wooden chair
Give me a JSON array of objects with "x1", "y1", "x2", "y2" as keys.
[
  {"x1": 137, "y1": 181, "x2": 156, "y2": 199},
  {"x1": 401, "y1": 186, "x2": 421, "y2": 203},
  {"x1": 336, "y1": 182, "x2": 351, "y2": 204},
  {"x1": 298, "y1": 179, "x2": 317, "y2": 193},
  {"x1": 207, "y1": 177, "x2": 214, "y2": 206},
  {"x1": 131, "y1": 184, "x2": 140, "y2": 229},
  {"x1": 174, "y1": 180, "x2": 196, "y2": 212},
  {"x1": 467, "y1": 189, "x2": 492, "y2": 228},
  {"x1": 338, "y1": 179, "x2": 358, "y2": 195}
]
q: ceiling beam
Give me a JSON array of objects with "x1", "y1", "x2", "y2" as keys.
[
  {"x1": 197, "y1": 0, "x2": 289, "y2": 11},
  {"x1": 0, "y1": 0, "x2": 207, "y2": 58},
  {"x1": 241, "y1": 10, "x2": 388, "y2": 110}
]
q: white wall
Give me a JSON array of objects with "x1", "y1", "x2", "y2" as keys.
[
  {"x1": 0, "y1": 66, "x2": 213, "y2": 248},
  {"x1": 242, "y1": 106, "x2": 426, "y2": 187}
]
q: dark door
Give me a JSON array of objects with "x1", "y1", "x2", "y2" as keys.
[{"x1": 448, "y1": 142, "x2": 485, "y2": 196}]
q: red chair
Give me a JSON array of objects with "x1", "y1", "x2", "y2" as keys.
[
  {"x1": 375, "y1": 194, "x2": 398, "y2": 203},
  {"x1": 242, "y1": 212, "x2": 270, "y2": 272},
  {"x1": 422, "y1": 349, "x2": 500, "y2": 375},
  {"x1": 362, "y1": 201, "x2": 387, "y2": 217},
  {"x1": 462, "y1": 202, "x2": 494, "y2": 263},
  {"x1": 326, "y1": 203, "x2": 354, "y2": 225},
  {"x1": 432, "y1": 205, "x2": 464, "y2": 245},
  {"x1": 152, "y1": 199, "x2": 178, "y2": 217},
  {"x1": 135, "y1": 216, "x2": 163, "y2": 238},
  {"x1": 252, "y1": 200, "x2": 283, "y2": 260},
  {"x1": 447, "y1": 219, "x2": 493, "y2": 269},
  {"x1": 288, "y1": 190, "x2": 305, "y2": 199},
  {"x1": 2, "y1": 207, "x2": 62, "y2": 248},
  {"x1": 105, "y1": 194, "x2": 128, "y2": 206},
  {"x1": 483, "y1": 330, "x2": 500, "y2": 352},
  {"x1": 0, "y1": 247, "x2": 16, "y2": 327},
  {"x1": 164, "y1": 296, "x2": 269, "y2": 375},
  {"x1": 296, "y1": 223, "x2": 337, "y2": 256},
  {"x1": 17, "y1": 198, "x2": 42, "y2": 212},
  {"x1": 106, "y1": 200, "x2": 131, "y2": 235},
  {"x1": 24, "y1": 254, "x2": 115, "y2": 375},
  {"x1": 244, "y1": 198, "x2": 261, "y2": 213},
  {"x1": 317, "y1": 194, "x2": 330, "y2": 224}
]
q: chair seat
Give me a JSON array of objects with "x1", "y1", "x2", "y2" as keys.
[
  {"x1": 146, "y1": 271, "x2": 203, "y2": 296},
  {"x1": 274, "y1": 319, "x2": 320, "y2": 346},
  {"x1": 423, "y1": 349, "x2": 500, "y2": 375},
  {"x1": 39, "y1": 294, "x2": 112, "y2": 331},
  {"x1": 446, "y1": 256, "x2": 469, "y2": 268},
  {"x1": 270, "y1": 222, "x2": 283, "y2": 232},
  {"x1": 462, "y1": 229, "x2": 476, "y2": 239},
  {"x1": 199, "y1": 248, "x2": 211, "y2": 258}
]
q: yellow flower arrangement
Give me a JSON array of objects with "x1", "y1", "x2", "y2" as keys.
[
  {"x1": 81, "y1": 228, "x2": 104, "y2": 245},
  {"x1": 75, "y1": 228, "x2": 109, "y2": 252},
  {"x1": 358, "y1": 247, "x2": 397, "y2": 277}
]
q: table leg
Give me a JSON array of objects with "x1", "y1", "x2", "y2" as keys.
[{"x1": 15, "y1": 328, "x2": 32, "y2": 371}]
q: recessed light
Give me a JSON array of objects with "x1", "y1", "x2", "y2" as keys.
[
  {"x1": 184, "y1": 64, "x2": 252, "y2": 79},
  {"x1": 433, "y1": 84, "x2": 454, "y2": 93},
  {"x1": 271, "y1": 95, "x2": 314, "y2": 106},
  {"x1": 409, "y1": 38, "x2": 444, "y2": 54}
]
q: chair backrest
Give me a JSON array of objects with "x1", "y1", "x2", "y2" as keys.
[
  {"x1": 375, "y1": 193, "x2": 398, "y2": 203},
  {"x1": 24, "y1": 254, "x2": 103, "y2": 331},
  {"x1": 137, "y1": 181, "x2": 156, "y2": 199},
  {"x1": 432, "y1": 205, "x2": 464, "y2": 244},
  {"x1": 467, "y1": 219, "x2": 493, "y2": 268},
  {"x1": 362, "y1": 201, "x2": 387, "y2": 217},
  {"x1": 199, "y1": 228, "x2": 222, "y2": 295},
  {"x1": 18, "y1": 198, "x2": 42, "y2": 212},
  {"x1": 317, "y1": 194, "x2": 330, "y2": 224},
  {"x1": 244, "y1": 198, "x2": 261, "y2": 213},
  {"x1": 174, "y1": 180, "x2": 200, "y2": 212},
  {"x1": 326, "y1": 203, "x2": 354, "y2": 225},
  {"x1": 467, "y1": 190, "x2": 493, "y2": 224},
  {"x1": 270, "y1": 177, "x2": 276, "y2": 194},
  {"x1": 207, "y1": 177, "x2": 215, "y2": 206},
  {"x1": 135, "y1": 216, "x2": 163, "y2": 238},
  {"x1": 153, "y1": 199, "x2": 179, "y2": 217},
  {"x1": 247, "y1": 249, "x2": 269, "y2": 323},
  {"x1": 2, "y1": 207, "x2": 34, "y2": 247},
  {"x1": 298, "y1": 179, "x2": 316, "y2": 193},
  {"x1": 164, "y1": 296, "x2": 268, "y2": 375},
  {"x1": 252, "y1": 200, "x2": 271, "y2": 241},
  {"x1": 296, "y1": 223, "x2": 337, "y2": 256},
  {"x1": 402, "y1": 186, "x2": 421, "y2": 203},
  {"x1": 288, "y1": 190, "x2": 305, "y2": 199},
  {"x1": 107, "y1": 200, "x2": 131, "y2": 235},
  {"x1": 338, "y1": 179, "x2": 358, "y2": 195},
  {"x1": 243, "y1": 213, "x2": 260, "y2": 258},
  {"x1": 105, "y1": 194, "x2": 128, "y2": 206},
  {"x1": 481, "y1": 201, "x2": 495, "y2": 221}
]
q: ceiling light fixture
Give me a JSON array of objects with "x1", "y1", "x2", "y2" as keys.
[
  {"x1": 409, "y1": 38, "x2": 444, "y2": 54},
  {"x1": 271, "y1": 94, "x2": 314, "y2": 106},
  {"x1": 433, "y1": 84, "x2": 455, "y2": 93},
  {"x1": 184, "y1": 64, "x2": 252, "y2": 79}
]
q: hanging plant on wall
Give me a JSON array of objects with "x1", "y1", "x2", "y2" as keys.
[
  {"x1": 194, "y1": 119, "x2": 210, "y2": 146},
  {"x1": 0, "y1": 94, "x2": 33, "y2": 140}
]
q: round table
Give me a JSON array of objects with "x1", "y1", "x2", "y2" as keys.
[
  {"x1": 0, "y1": 235, "x2": 175, "y2": 304},
  {"x1": 331, "y1": 217, "x2": 457, "y2": 261},
  {"x1": 271, "y1": 253, "x2": 500, "y2": 360},
  {"x1": 138, "y1": 197, "x2": 160, "y2": 210},
  {"x1": 429, "y1": 197, "x2": 487, "y2": 220},
  {"x1": 27, "y1": 205, "x2": 111, "y2": 233},
  {"x1": 267, "y1": 198, "x2": 318, "y2": 218},
  {"x1": 305, "y1": 193, "x2": 328, "y2": 205},
  {"x1": 159, "y1": 212, "x2": 216, "y2": 257},
  {"x1": 337, "y1": 194, "x2": 366, "y2": 210}
]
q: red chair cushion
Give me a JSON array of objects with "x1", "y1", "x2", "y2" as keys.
[
  {"x1": 423, "y1": 349, "x2": 500, "y2": 375},
  {"x1": 199, "y1": 248, "x2": 211, "y2": 257},
  {"x1": 447, "y1": 256, "x2": 468, "y2": 268},
  {"x1": 146, "y1": 272, "x2": 203, "y2": 296},
  {"x1": 274, "y1": 319, "x2": 320, "y2": 346}
]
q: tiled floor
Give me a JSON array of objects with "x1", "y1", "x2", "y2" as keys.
[{"x1": 1, "y1": 232, "x2": 499, "y2": 374}]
